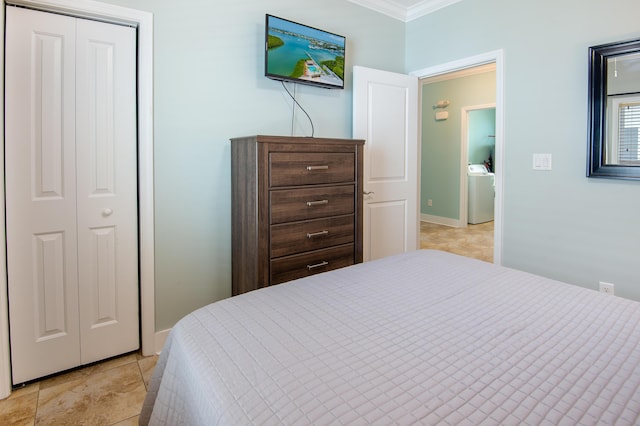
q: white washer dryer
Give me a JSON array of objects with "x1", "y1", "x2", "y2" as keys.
[{"x1": 467, "y1": 164, "x2": 495, "y2": 224}]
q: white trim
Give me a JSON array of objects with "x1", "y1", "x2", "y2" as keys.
[
  {"x1": 0, "y1": 0, "x2": 154, "y2": 398},
  {"x1": 410, "y1": 50, "x2": 500, "y2": 79},
  {"x1": 347, "y1": 0, "x2": 406, "y2": 21},
  {"x1": 411, "y1": 49, "x2": 505, "y2": 266},
  {"x1": 0, "y1": 4, "x2": 8, "y2": 400},
  {"x1": 460, "y1": 103, "x2": 496, "y2": 227},
  {"x1": 415, "y1": 77, "x2": 424, "y2": 251},
  {"x1": 154, "y1": 329, "x2": 171, "y2": 355},
  {"x1": 347, "y1": 0, "x2": 463, "y2": 22},
  {"x1": 421, "y1": 63, "x2": 495, "y2": 85},
  {"x1": 421, "y1": 214, "x2": 463, "y2": 228},
  {"x1": 405, "y1": 0, "x2": 463, "y2": 22},
  {"x1": 460, "y1": 107, "x2": 470, "y2": 226}
]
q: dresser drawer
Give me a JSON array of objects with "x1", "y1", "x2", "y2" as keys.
[
  {"x1": 270, "y1": 244, "x2": 354, "y2": 284},
  {"x1": 270, "y1": 185, "x2": 354, "y2": 224},
  {"x1": 271, "y1": 216, "x2": 354, "y2": 258},
  {"x1": 270, "y1": 152, "x2": 355, "y2": 187}
]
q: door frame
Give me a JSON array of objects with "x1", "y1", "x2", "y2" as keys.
[
  {"x1": 410, "y1": 49, "x2": 504, "y2": 265},
  {"x1": 0, "y1": 0, "x2": 154, "y2": 398}
]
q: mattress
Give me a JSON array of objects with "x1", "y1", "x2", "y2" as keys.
[{"x1": 140, "y1": 250, "x2": 640, "y2": 425}]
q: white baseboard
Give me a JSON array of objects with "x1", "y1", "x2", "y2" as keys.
[
  {"x1": 154, "y1": 329, "x2": 171, "y2": 355},
  {"x1": 420, "y1": 213, "x2": 465, "y2": 228}
]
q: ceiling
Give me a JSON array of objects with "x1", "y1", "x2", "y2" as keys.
[{"x1": 347, "y1": 0, "x2": 463, "y2": 22}]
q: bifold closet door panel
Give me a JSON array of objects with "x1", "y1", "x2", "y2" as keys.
[
  {"x1": 5, "y1": 7, "x2": 82, "y2": 384},
  {"x1": 75, "y1": 16, "x2": 139, "y2": 366}
]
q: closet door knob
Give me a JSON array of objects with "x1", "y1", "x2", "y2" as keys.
[{"x1": 102, "y1": 208, "x2": 113, "y2": 217}]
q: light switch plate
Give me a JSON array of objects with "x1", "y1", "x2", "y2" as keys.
[{"x1": 533, "y1": 153, "x2": 552, "y2": 170}]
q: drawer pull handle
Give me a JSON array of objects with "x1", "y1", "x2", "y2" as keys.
[
  {"x1": 306, "y1": 165, "x2": 329, "y2": 171},
  {"x1": 307, "y1": 261, "x2": 329, "y2": 270},
  {"x1": 307, "y1": 230, "x2": 329, "y2": 239},
  {"x1": 306, "y1": 200, "x2": 329, "y2": 207}
]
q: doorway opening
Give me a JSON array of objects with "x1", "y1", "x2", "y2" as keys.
[{"x1": 411, "y1": 50, "x2": 504, "y2": 265}]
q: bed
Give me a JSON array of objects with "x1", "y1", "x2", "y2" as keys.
[{"x1": 140, "y1": 250, "x2": 640, "y2": 425}]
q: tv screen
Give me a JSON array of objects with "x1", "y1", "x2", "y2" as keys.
[{"x1": 265, "y1": 14, "x2": 345, "y2": 89}]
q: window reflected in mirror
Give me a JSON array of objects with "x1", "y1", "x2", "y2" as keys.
[{"x1": 606, "y1": 54, "x2": 640, "y2": 166}]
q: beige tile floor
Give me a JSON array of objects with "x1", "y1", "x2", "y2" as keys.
[
  {"x1": 0, "y1": 351, "x2": 158, "y2": 426},
  {"x1": 420, "y1": 220, "x2": 494, "y2": 263}
]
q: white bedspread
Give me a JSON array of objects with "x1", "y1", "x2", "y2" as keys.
[{"x1": 140, "y1": 250, "x2": 640, "y2": 425}]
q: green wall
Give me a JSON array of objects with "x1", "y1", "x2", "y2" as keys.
[
  {"x1": 408, "y1": 0, "x2": 640, "y2": 300},
  {"x1": 98, "y1": 0, "x2": 405, "y2": 330},
  {"x1": 421, "y1": 71, "x2": 496, "y2": 220}
]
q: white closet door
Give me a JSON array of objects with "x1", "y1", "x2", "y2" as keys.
[
  {"x1": 75, "y1": 15, "x2": 138, "y2": 365},
  {"x1": 6, "y1": 7, "x2": 81, "y2": 384},
  {"x1": 5, "y1": 6, "x2": 139, "y2": 384}
]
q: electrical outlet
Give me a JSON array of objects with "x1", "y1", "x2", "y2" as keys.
[
  {"x1": 599, "y1": 281, "x2": 614, "y2": 295},
  {"x1": 427, "y1": 199, "x2": 433, "y2": 207}
]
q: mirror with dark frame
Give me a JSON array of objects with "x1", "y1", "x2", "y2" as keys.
[{"x1": 588, "y1": 38, "x2": 640, "y2": 179}]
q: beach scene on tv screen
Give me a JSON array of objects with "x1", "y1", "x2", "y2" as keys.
[{"x1": 267, "y1": 16, "x2": 345, "y2": 87}]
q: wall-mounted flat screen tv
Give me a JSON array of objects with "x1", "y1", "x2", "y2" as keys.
[{"x1": 265, "y1": 14, "x2": 345, "y2": 89}]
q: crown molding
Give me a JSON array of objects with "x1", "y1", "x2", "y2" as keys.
[
  {"x1": 406, "y1": 0, "x2": 463, "y2": 21},
  {"x1": 347, "y1": 0, "x2": 406, "y2": 21},
  {"x1": 347, "y1": 0, "x2": 463, "y2": 22}
]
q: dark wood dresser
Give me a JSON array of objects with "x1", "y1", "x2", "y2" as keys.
[{"x1": 231, "y1": 135, "x2": 364, "y2": 296}]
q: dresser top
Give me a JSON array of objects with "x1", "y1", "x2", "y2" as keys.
[{"x1": 231, "y1": 135, "x2": 365, "y2": 145}]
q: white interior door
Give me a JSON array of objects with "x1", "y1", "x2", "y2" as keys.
[
  {"x1": 353, "y1": 66, "x2": 419, "y2": 261},
  {"x1": 5, "y1": 6, "x2": 139, "y2": 384}
]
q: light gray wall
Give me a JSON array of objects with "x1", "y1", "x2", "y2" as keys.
[
  {"x1": 407, "y1": 0, "x2": 640, "y2": 299},
  {"x1": 99, "y1": 0, "x2": 406, "y2": 330},
  {"x1": 94, "y1": 0, "x2": 640, "y2": 328}
]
